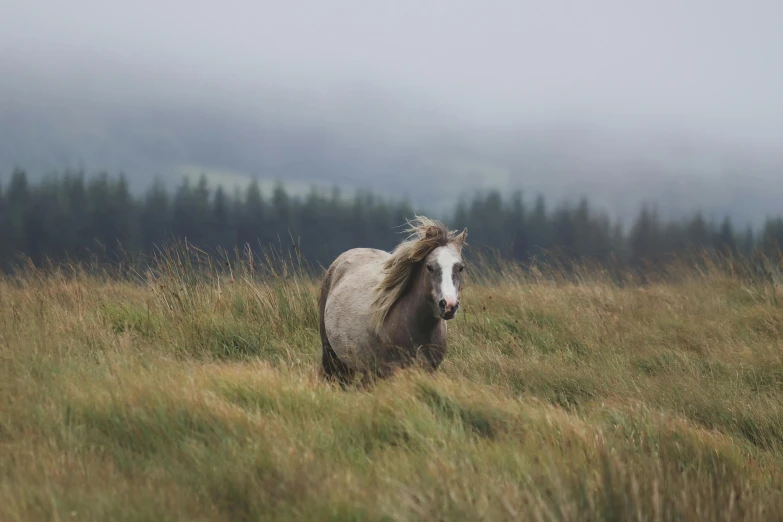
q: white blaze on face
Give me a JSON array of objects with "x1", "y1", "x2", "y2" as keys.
[{"x1": 436, "y1": 246, "x2": 460, "y2": 305}]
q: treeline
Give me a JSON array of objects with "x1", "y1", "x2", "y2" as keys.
[{"x1": 1, "y1": 168, "x2": 783, "y2": 272}]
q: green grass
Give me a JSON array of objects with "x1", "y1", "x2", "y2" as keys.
[{"x1": 2, "y1": 250, "x2": 783, "y2": 521}]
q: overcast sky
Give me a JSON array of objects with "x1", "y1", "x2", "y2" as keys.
[{"x1": 2, "y1": 0, "x2": 783, "y2": 151}]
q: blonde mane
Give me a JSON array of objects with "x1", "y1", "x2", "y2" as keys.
[{"x1": 370, "y1": 216, "x2": 463, "y2": 333}]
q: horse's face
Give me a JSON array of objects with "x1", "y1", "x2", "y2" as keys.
[{"x1": 424, "y1": 244, "x2": 465, "y2": 320}]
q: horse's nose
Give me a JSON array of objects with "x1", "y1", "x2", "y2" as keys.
[{"x1": 440, "y1": 298, "x2": 459, "y2": 317}]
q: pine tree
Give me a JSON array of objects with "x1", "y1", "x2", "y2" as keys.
[
  {"x1": 761, "y1": 217, "x2": 783, "y2": 258},
  {"x1": 237, "y1": 178, "x2": 265, "y2": 250},
  {"x1": 112, "y1": 173, "x2": 137, "y2": 254},
  {"x1": 6, "y1": 168, "x2": 31, "y2": 260},
  {"x1": 552, "y1": 203, "x2": 576, "y2": 261},
  {"x1": 270, "y1": 181, "x2": 293, "y2": 248},
  {"x1": 212, "y1": 185, "x2": 233, "y2": 252},
  {"x1": 629, "y1": 206, "x2": 663, "y2": 267},
  {"x1": 738, "y1": 225, "x2": 756, "y2": 257},
  {"x1": 507, "y1": 190, "x2": 528, "y2": 261},
  {"x1": 0, "y1": 179, "x2": 7, "y2": 267},
  {"x1": 2, "y1": 166, "x2": 780, "y2": 275},
  {"x1": 140, "y1": 179, "x2": 172, "y2": 253},
  {"x1": 528, "y1": 194, "x2": 551, "y2": 258},
  {"x1": 715, "y1": 216, "x2": 737, "y2": 257}
]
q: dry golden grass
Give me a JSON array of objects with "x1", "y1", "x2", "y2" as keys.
[{"x1": 2, "y1": 249, "x2": 783, "y2": 521}]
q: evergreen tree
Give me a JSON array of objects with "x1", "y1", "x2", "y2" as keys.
[
  {"x1": 112, "y1": 173, "x2": 137, "y2": 253},
  {"x1": 552, "y1": 203, "x2": 576, "y2": 259},
  {"x1": 140, "y1": 179, "x2": 172, "y2": 253},
  {"x1": 270, "y1": 181, "x2": 293, "y2": 247},
  {"x1": 507, "y1": 190, "x2": 528, "y2": 261},
  {"x1": 237, "y1": 178, "x2": 265, "y2": 249},
  {"x1": 6, "y1": 168, "x2": 31, "y2": 259},
  {"x1": 715, "y1": 216, "x2": 737, "y2": 256},
  {"x1": 1, "y1": 167, "x2": 781, "y2": 274},
  {"x1": 63, "y1": 171, "x2": 88, "y2": 255},
  {"x1": 528, "y1": 194, "x2": 551, "y2": 258},
  {"x1": 738, "y1": 225, "x2": 756, "y2": 257},
  {"x1": 629, "y1": 206, "x2": 663, "y2": 267},
  {"x1": 0, "y1": 180, "x2": 7, "y2": 266},
  {"x1": 761, "y1": 217, "x2": 783, "y2": 257},
  {"x1": 84, "y1": 172, "x2": 115, "y2": 256},
  {"x1": 686, "y1": 212, "x2": 711, "y2": 256},
  {"x1": 212, "y1": 185, "x2": 234, "y2": 252},
  {"x1": 171, "y1": 175, "x2": 212, "y2": 246}
]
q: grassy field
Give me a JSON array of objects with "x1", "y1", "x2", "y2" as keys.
[{"x1": 2, "y1": 249, "x2": 783, "y2": 521}]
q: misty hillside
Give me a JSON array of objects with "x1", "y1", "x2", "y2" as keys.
[{"x1": 1, "y1": 72, "x2": 781, "y2": 227}]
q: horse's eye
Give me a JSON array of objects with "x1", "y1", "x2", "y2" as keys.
[
  {"x1": 426, "y1": 265, "x2": 434, "y2": 272},
  {"x1": 459, "y1": 266, "x2": 464, "y2": 272}
]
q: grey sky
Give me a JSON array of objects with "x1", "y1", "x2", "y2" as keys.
[
  {"x1": 3, "y1": 0, "x2": 783, "y2": 148},
  {"x1": 3, "y1": 0, "x2": 783, "y2": 229}
]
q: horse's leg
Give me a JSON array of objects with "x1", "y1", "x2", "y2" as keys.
[{"x1": 321, "y1": 341, "x2": 354, "y2": 386}]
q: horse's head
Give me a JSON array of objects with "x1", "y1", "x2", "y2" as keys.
[
  {"x1": 372, "y1": 217, "x2": 469, "y2": 332},
  {"x1": 422, "y1": 229, "x2": 467, "y2": 320}
]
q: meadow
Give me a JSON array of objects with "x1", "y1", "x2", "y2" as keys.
[{"x1": 2, "y1": 247, "x2": 783, "y2": 521}]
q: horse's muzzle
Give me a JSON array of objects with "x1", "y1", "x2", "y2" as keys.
[{"x1": 439, "y1": 299, "x2": 460, "y2": 320}]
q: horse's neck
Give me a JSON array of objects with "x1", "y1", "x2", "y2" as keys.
[{"x1": 386, "y1": 267, "x2": 441, "y2": 341}]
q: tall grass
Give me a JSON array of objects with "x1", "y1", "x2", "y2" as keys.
[{"x1": 2, "y1": 244, "x2": 783, "y2": 521}]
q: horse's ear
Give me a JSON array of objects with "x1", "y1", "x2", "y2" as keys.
[{"x1": 453, "y1": 228, "x2": 468, "y2": 249}]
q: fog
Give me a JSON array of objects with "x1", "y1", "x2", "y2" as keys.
[{"x1": 2, "y1": 0, "x2": 783, "y2": 224}]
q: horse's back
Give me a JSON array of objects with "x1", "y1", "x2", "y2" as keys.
[
  {"x1": 326, "y1": 248, "x2": 388, "y2": 290},
  {"x1": 322, "y1": 248, "x2": 388, "y2": 371}
]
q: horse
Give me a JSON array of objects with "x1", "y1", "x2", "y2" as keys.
[{"x1": 318, "y1": 216, "x2": 467, "y2": 384}]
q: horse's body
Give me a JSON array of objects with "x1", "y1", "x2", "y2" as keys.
[{"x1": 319, "y1": 217, "x2": 466, "y2": 383}]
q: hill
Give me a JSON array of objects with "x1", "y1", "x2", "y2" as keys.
[{"x1": 2, "y1": 62, "x2": 783, "y2": 226}]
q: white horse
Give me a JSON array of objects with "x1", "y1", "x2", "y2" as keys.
[{"x1": 318, "y1": 216, "x2": 467, "y2": 383}]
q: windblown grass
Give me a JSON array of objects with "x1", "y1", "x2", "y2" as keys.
[{"x1": 2, "y1": 245, "x2": 783, "y2": 521}]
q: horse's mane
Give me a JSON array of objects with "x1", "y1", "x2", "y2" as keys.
[{"x1": 370, "y1": 216, "x2": 462, "y2": 333}]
